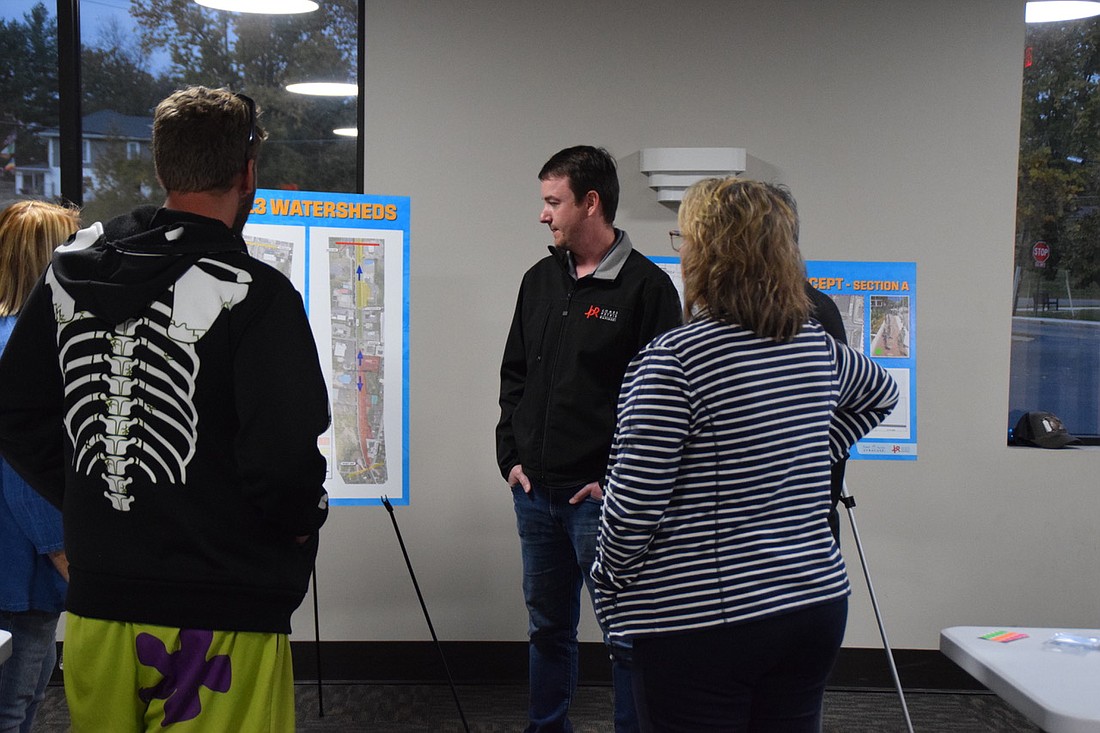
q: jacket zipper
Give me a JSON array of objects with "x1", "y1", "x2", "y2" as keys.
[{"x1": 538, "y1": 282, "x2": 577, "y2": 478}]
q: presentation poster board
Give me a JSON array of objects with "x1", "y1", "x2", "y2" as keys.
[
  {"x1": 650, "y1": 257, "x2": 917, "y2": 461},
  {"x1": 244, "y1": 189, "x2": 410, "y2": 505}
]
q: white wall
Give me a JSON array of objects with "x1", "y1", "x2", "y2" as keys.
[{"x1": 294, "y1": 0, "x2": 1100, "y2": 652}]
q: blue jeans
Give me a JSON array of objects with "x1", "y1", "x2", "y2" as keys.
[
  {"x1": 632, "y1": 598, "x2": 848, "y2": 733},
  {"x1": 0, "y1": 610, "x2": 60, "y2": 733},
  {"x1": 512, "y1": 482, "x2": 637, "y2": 733}
]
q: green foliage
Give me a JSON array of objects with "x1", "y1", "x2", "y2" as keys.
[
  {"x1": 82, "y1": 22, "x2": 175, "y2": 117},
  {"x1": 131, "y1": 0, "x2": 240, "y2": 88},
  {"x1": 129, "y1": 0, "x2": 359, "y2": 195},
  {"x1": 82, "y1": 140, "x2": 160, "y2": 224},
  {"x1": 0, "y1": 2, "x2": 58, "y2": 166},
  {"x1": 1018, "y1": 20, "x2": 1100, "y2": 288}
]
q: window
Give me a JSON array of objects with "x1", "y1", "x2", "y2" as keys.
[
  {"x1": 0, "y1": 1, "x2": 361, "y2": 221},
  {"x1": 1009, "y1": 15, "x2": 1100, "y2": 442}
]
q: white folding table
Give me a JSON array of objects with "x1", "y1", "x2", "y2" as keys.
[{"x1": 940, "y1": 625, "x2": 1100, "y2": 733}]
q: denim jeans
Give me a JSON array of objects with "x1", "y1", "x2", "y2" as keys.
[
  {"x1": 0, "y1": 610, "x2": 60, "y2": 733},
  {"x1": 512, "y1": 482, "x2": 637, "y2": 733}
]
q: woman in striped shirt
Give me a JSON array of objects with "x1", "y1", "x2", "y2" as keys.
[{"x1": 592, "y1": 177, "x2": 898, "y2": 732}]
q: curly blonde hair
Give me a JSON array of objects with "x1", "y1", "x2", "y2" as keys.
[
  {"x1": 678, "y1": 177, "x2": 811, "y2": 341},
  {"x1": 0, "y1": 200, "x2": 81, "y2": 316}
]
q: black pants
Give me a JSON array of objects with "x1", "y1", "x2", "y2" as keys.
[{"x1": 632, "y1": 598, "x2": 848, "y2": 733}]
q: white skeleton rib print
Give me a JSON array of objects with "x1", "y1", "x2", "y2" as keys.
[{"x1": 48, "y1": 255, "x2": 252, "y2": 511}]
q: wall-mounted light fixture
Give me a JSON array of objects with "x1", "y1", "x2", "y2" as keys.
[
  {"x1": 333, "y1": 128, "x2": 358, "y2": 137},
  {"x1": 639, "y1": 147, "x2": 747, "y2": 204}
]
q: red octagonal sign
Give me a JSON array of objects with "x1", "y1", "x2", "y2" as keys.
[{"x1": 1033, "y1": 241, "x2": 1050, "y2": 264}]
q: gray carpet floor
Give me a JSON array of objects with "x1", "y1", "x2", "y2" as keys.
[{"x1": 28, "y1": 682, "x2": 1040, "y2": 732}]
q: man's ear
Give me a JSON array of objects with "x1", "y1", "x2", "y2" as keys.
[
  {"x1": 241, "y1": 159, "x2": 256, "y2": 193},
  {"x1": 583, "y1": 189, "x2": 600, "y2": 217}
]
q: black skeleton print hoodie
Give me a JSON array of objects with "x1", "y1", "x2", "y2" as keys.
[{"x1": 0, "y1": 205, "x2": 330, "y2": 633}]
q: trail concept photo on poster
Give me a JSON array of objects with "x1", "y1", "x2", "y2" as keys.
[{"x1": 244, "y1": 190, "x2": 410, "y2": 504}]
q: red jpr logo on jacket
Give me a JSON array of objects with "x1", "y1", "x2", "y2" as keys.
[{"x1": 584, "y1": 305, "x2": 618, "y2": 323}]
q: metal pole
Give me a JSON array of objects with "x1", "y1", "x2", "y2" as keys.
[
  {"x1": 57, "y1": 0, "x2": 83, "y2": 206},
  {"x1": 840, "y1": 479, "x2": 915, "y2": 733},
  {"x1": 356, "y1": 0, "x2": 365, "y2": 194},
  {"x1": 311, "y1": 567, "x2": 324, "y2": 717},
  {"x1": 382, "y1": 496, "x2": 470, "y2": 733}
]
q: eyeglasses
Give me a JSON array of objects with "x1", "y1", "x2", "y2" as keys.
[
  {"x1": 234, "y1": 92, "x2": 257, "y2": 162},
  {"x1": 669, "y1": 229, "x2": 683, "y2": 252}
]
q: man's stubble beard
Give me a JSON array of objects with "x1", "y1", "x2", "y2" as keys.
[{"x1": 232, "y1": 187, "x2": 255, "y2": 234}]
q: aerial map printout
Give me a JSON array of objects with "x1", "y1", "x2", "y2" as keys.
[{"x1": 244, "y1": 189, "x2": 410, "y2": 504}]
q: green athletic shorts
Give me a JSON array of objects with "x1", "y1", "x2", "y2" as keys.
[{"x1": 64, "y1": 613, "x2": 295, "y2": 732}]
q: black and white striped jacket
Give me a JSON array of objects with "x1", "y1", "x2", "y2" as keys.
[{"x1": 592, "y1": 317, "x2": 898, "y2": 639}]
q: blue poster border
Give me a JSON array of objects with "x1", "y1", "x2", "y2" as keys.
[
  {"x1": 247, "y1": 189, "x2": 411, "y2": 505},
  {"x1": 807, "y1": 261, "x2": 917, "y2": 461}
]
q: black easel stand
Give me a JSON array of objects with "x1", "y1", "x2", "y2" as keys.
[
  {"x1": 382, "y1": 496, "x2": 471, "y2": 733},
  {"x1": 312, "y1": 568, "x2": 324, "y2": 717},
  {"x1": 839, "y1": 479, "x2": 915, "y2": 733}
]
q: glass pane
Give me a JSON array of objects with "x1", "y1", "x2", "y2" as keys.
[
  {"x1": 0, "y1": 2, "x2": 61, "y2": 201},
  {"x1": 79, "y1": 0, "x2": 359, "y2": 223},
  {"x1": 1009, "y1": 16, "x2": 1100, "y2": 440}
]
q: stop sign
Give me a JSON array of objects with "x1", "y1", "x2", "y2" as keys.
[{"x1": 1032, "y1": 241, "x2": 1050, "y2": 265}]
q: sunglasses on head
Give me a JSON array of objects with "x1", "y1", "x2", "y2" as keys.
[{"x1": 233, "y1": 92, "x2": 256, "y2": 161}]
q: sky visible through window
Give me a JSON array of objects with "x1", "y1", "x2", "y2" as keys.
[{"x1": 4, "y1": 0, "x2": 171, "y2": 71}]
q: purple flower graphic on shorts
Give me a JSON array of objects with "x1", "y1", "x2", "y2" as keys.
[{"x1": 136, "y1": 629, "x2": 232, "y2": 725}]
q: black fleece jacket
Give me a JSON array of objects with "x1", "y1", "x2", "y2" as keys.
[{"x1": 496, "y1": 232, "x2": 682, "y2": 488}]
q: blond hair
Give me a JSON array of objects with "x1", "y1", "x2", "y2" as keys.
[
  {"x1": 0, "y1": 200, "x2": 81, "y2": 316},
  {"x1": 678, "y1": 177, "x2": 810, "y2": 341}
]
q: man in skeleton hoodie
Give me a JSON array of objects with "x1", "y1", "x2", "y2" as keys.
[{"x1": 0, "y1": 87, "x2": 330, "y2": 733}]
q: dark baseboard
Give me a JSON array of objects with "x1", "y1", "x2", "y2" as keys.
[
  {"x1": 826, "y1": 646, "x2": 985, "y2": 691},
  {"x1": 289, "y1": 641, "x2": 987, "y2": 692}
]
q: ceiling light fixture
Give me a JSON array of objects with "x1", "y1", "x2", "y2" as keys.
[
  {"x1": 194, "y1": 0, "x2": 319, "y2": 12},
  {"x1": 286, "y1": 82, "x2": 359, "y2": 97},
  {"x1": 195, "y1": 0, "x2": 318, "y2": 12},
  {"x1": 1025, "y1": 1, "x2": 1100, "y2": 22}
]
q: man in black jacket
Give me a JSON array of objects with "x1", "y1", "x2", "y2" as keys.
[
  {"x1": 0, "y1": 86, "x2": 329, "y2": 732},
  {"x1": 805, "y1": 283, "x2": 851, "y2": 542},
  {"x1": 497, "y1": 146, "x2": 681, "y2": 733}
]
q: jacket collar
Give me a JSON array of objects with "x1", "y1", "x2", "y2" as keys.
[{"x1": 548, "y1": 228, "x2": 632, "y2": 281}]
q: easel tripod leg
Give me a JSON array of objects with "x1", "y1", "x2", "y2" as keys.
[{"x1": 841, "y1": 480, "x2": 915, "y2": 733}]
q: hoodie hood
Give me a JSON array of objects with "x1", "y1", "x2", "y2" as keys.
[{"x1": 51, "y1": 205, "x2": 247, "y2": 326}]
